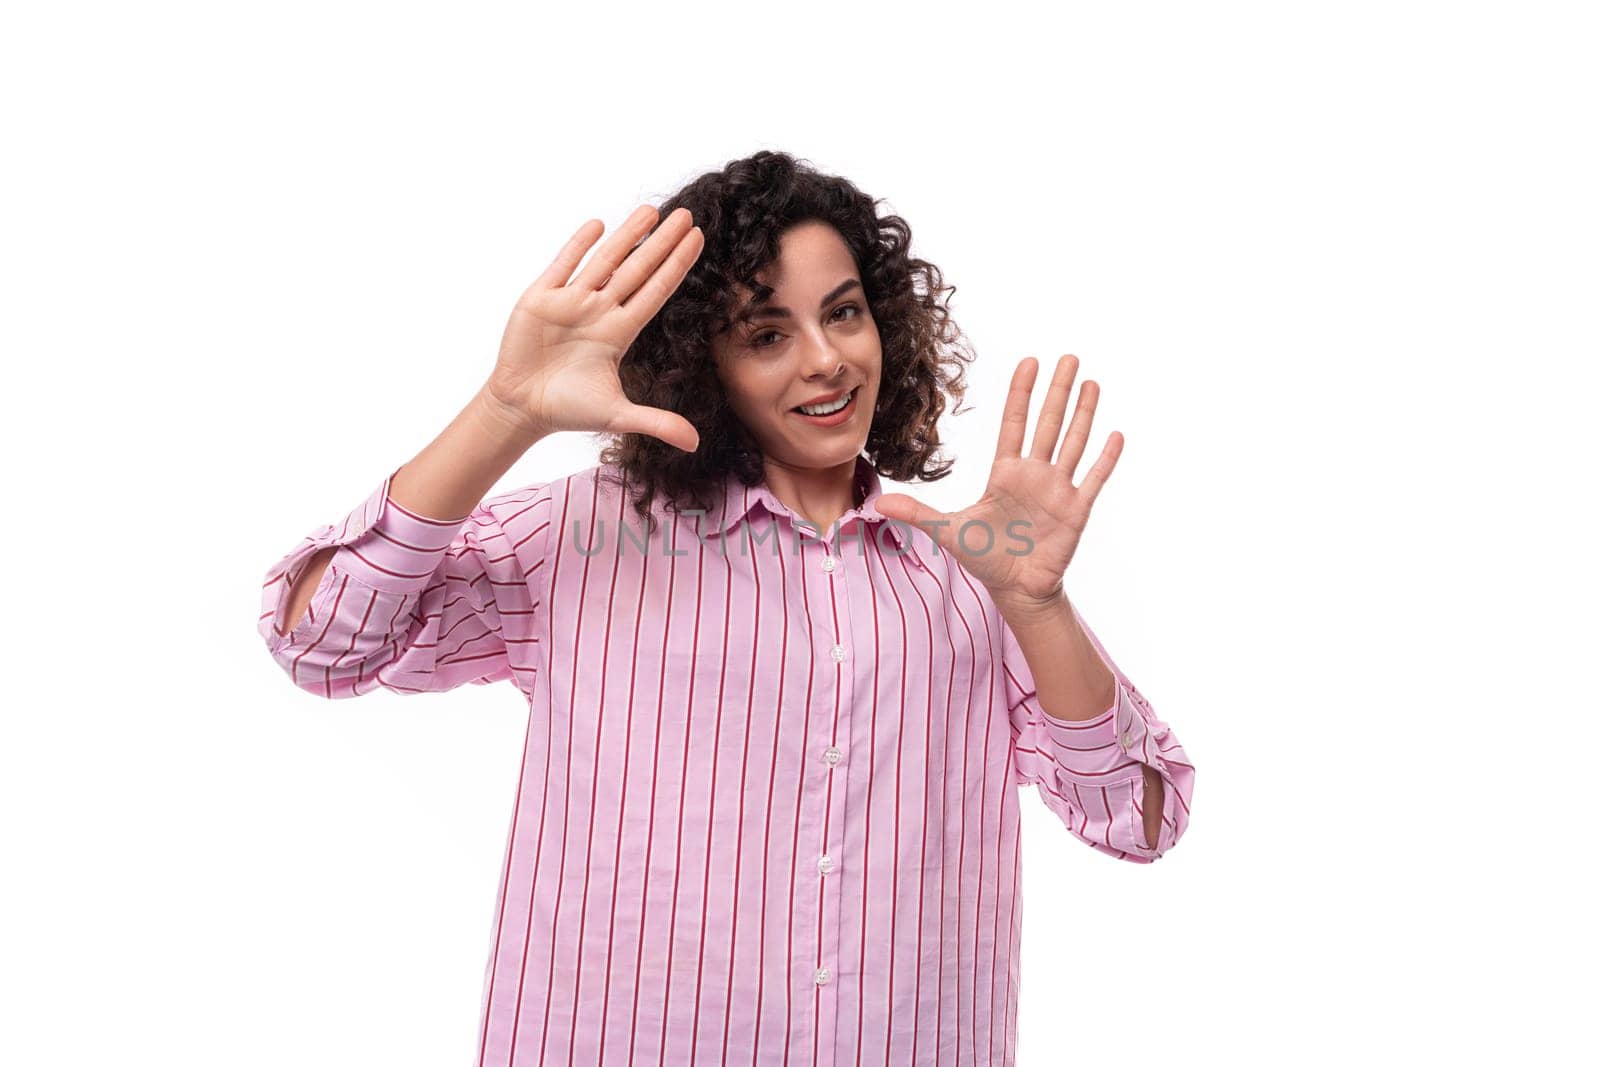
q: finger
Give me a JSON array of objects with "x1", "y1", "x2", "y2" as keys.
[
  {"x1": 619, "y1": 224, "x2": 706, "y2": 322},
  {"x1": 572, "y1": 204, "x2": 662, "y2": 291},
  {"x1": 1077, "y1": 431, "x2": 1123, "y2": 505},
  {"x1": 532, "y1": 218, "x2": 605, "y2": 291},
  {"x1": 612, "y1": 403, "x2": 701, "y2": 454},
  {"x1": 600, "y1": 207, "x2": 696, "y2": 304},
  {"x1": 1028, "y1": 354, "x2": 1079, "y2": 463},
  {"x1": 872, "y1": 491, "x2": 937, "y2": 526},
  {"x1": 872, "y1": 493, "x2": 950, "y2": 550},
  {"x1": 1054, "y1": 378, "x2": 1099, "y2": 475},
  {"x1": 994, "y1": 358, "x2": 1037, "y2": 462}
]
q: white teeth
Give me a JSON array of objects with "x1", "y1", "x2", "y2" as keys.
[{"x1": 798, "y1": 388, "x2": 854, "y2": 416}]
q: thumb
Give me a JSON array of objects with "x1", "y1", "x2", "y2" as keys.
[
  {"x1": 874, "y1": 493, "x2": 949, "y2": 545},
  {"x1": 613, "y1": 404, "x2": 701, "y2": 453}
]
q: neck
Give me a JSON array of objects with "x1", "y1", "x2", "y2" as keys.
[{"x1": 761, "y1": 453, "x2": 861, "y2": 534}]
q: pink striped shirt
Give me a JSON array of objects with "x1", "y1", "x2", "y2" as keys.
[{"x1": 259, "y1": 453, "x2": 1194, "y2": 1066}]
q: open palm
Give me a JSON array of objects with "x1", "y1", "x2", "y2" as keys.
[
  {"x1": 486, "y1": 205, "x2": 706, "y2": 452},
  {"x1": 875, "y1": 355, "x2": 1122, "y2": 611}
]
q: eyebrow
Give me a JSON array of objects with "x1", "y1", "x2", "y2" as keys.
[{"x1": 735, "y1": 279, "x2": 862, "y2": 324}]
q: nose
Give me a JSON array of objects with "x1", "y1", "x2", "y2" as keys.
[{"x1": 799, "y1": 326, "x2": 847, "y2": 380}]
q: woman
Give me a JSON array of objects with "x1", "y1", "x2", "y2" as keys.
[{"x1": 260, "y1": 150, "x2": 1194, "y2": 1066}]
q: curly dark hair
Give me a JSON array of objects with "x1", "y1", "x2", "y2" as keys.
[{"x1": 596, "y1": 149, "x2": 976, "y2": 535}]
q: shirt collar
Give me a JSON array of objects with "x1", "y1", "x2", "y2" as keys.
[{"x1": 703, "y1": 453, "x2": 919, "y2": 559}]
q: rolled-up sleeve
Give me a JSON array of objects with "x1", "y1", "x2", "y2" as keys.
[
  {"x1": 258, "y1": 468, "x2": 553, "y2": 699},
  {"x1": 1003, "y1": 600, "x2": 1195, "y2": 863}
]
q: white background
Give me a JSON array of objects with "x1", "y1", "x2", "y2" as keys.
[{"x1": 3, "y1": 2, "x2": 1596, "y2": 1064}]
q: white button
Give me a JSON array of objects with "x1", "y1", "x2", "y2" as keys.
[
  {"x1": 822, "y1": 555, "x2": 836, "y2": 573},
  {"x1": 822, "y1": 746, "x2": 842, "y2": 766},
  {"x1": 814, "y1": 967, "x2": 831, "y2": 985},
  {"x1": 818, "y1": 854, "x2": 835, "y2": 874},
  {"x1": 1120, "y1": 730, "x2": 1133, "y2": 751},
  {"x1": 829, "y1": 644, "x2": 846, "y2": 662}
]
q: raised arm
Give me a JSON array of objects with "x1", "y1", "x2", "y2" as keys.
[
  {"x1": 274, "y1": 388, "x2": 550, "y2": 639},
  {"x1": 262, "y1": 204, "x2": 708, "y2": 695}
]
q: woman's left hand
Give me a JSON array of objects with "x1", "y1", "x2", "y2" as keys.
[{"x1": 874, "y1": 355, "x2": 1122, "y2": 615}]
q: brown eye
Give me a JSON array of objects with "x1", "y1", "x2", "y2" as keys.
[{"x1": 748, "y1": 305, "x2": 859, "y2": 350}]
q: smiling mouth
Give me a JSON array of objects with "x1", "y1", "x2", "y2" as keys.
[{"x1": 792, "y1": 387, "x2": 858, "y2": 416}]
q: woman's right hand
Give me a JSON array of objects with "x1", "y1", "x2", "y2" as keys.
[{"x1": 485, "y1": 205, "x2": 706, "y2": 452}]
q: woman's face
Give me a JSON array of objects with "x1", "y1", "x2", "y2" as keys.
[{"x1": 710, "y1": 220, "x2": 881, "y2": 471}]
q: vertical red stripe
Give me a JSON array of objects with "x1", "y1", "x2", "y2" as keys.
[{"x1": 255, "y1": 458, "x2": 1195, "y2": 1066}]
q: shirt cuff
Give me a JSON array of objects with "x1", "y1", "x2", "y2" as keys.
[
  {"x1": 331, "y1": 473, "x2": 474, "y2": 594},
  {"x1": 1035, "y1": 687, "x2": 1148, "y2": 786}
]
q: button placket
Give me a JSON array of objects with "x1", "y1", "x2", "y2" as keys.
[{"x1": 809, "y1": 528, "x2": 859, "y2": 1013}]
